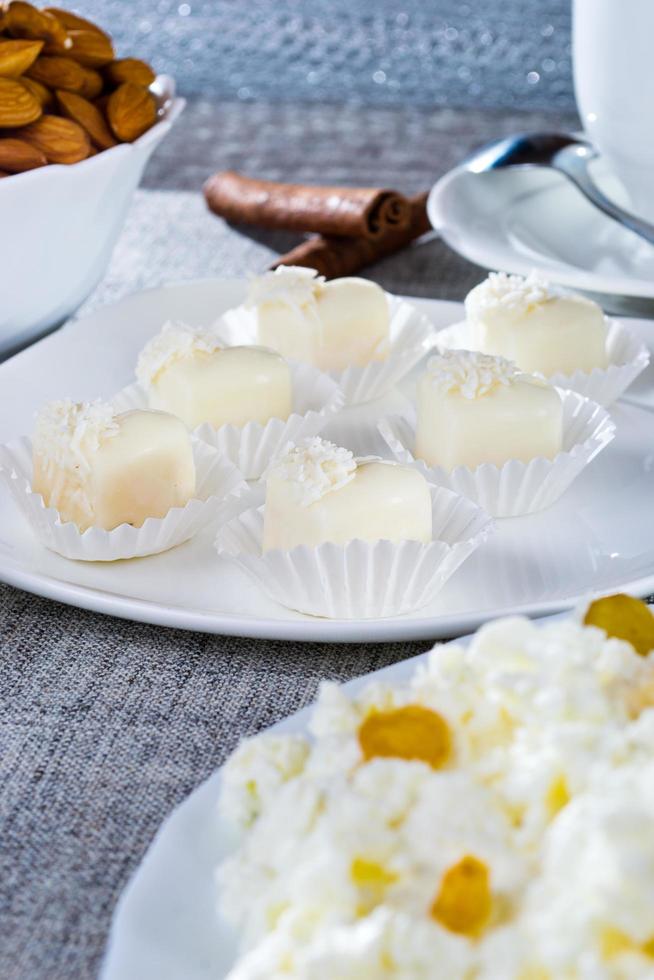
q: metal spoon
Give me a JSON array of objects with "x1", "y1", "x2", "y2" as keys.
[{"x1": 464, "y1": 132, "x2": 654, "y2": 247}]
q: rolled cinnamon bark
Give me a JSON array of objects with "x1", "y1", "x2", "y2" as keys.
[
  {"x1": 271, "y1": 193, "x2": 431, "y2": 279},
  {"x1": 203, "y1": 170, "x2": 411, "y2": 240}
]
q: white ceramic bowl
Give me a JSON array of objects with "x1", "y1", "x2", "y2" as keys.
[{"x1": 0, "y1": 75, "x2": 185, "y2": 357}]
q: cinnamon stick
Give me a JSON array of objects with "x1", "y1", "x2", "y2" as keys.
[
  {"x1": 203, "y1": 170, "x2": 411, "y2": 240},
  {"x1": 271, "y1": 193, "x2": 431, "y2": 279}
]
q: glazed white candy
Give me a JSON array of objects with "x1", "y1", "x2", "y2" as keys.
[
  {"x1": 262, "y1": 437, "x2": 432, "y2": 551},
  {"x1": 414, "y1": 349, "x2": 563, "y2": 471},
  {"x1": 465, "y1": 271, "x2": 608, "y2": 376},
  {"x1": 249, "y1": 266, "x2": 389, "y2": 371},
  {"x1": 32, "y1": 400, "x2": 195, "y2": 532},
  {"x1": 217, "y1": 611, "x2": 654, "y2": 979},
  {"x1": 136, "y1": 320, "x2": 292, "y2": 429}
]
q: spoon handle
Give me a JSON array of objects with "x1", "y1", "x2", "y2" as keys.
[{"x1": 553, "y1": 144, "x2": 654, "y2": 246}]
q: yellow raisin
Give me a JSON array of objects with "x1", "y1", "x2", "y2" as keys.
[
  {"x1": 351, "y1": 857, "x2": 398, "y2": 888},
  {"x1": 545, "y1": 774, "x2": 570, "y2": 819},
  {"x1": 351, "y1": 858, "x2": 398, "y2": 915},
  {"x1": 358, "y1": 704, "x2": 451, "y2": 769},
  {"x1": 430, "y1": 855, "x2": 492, "y2": 936},
  {"x1": 584, "y1": 594, "x2": 654, "y2": 656},
  {"x1": 599, "y1": 925, "x2": 654, "y2": 960}
]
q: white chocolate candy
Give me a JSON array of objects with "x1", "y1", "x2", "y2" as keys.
[
  {"x1": 137, "y1": 321, "x2": 292, "y2": 430},
  {"x1": 263, "y1": 437, "x2": 432, "y2": 551},
  {"x1": 415, "y1": 350, "x2": 563, "y2": 471},
  {"x1": 32, "y1": 400, "x2": 196, "y2": 532},
  {"x1": 465, "y1": 272, "x2": 608, "y2": 376},
  {"x1": 249, "y1": 267, "x2": 389, "y2": 372}
]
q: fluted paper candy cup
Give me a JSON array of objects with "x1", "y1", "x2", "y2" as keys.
[
  {"x1": 113, "y1": 361, "x2": 344, "y2": 481},
  {"x1": 378, "y1": 390, "x2": 615, "y2": 518},
  {"x1": 0, "y1": 437, "x2": 248, "y2": 562},
  {"x1": 435, "y1": 317, "x2": 649, "y2": 407},
  {"x1": 214, "y1": 483, "x2": 494, "y2": 619},
  {"x1": 219, "y1": 294, "x2": 435, "y2": 405}
]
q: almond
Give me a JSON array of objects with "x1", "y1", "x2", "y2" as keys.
[
  {"x1": 20, "y1": 74, "x2": 54, "y2": 108},
  {"x1": 0, "y1": 169, "x2": 10, "y2": 177},
  {"x1": 19, "y1": 113, "x2": 89, "y2": 163},
  {"x1": 104, "y1": 57, "x2": 155, "y2": 88},
  {"x1": 26, "y1": 54, "x2": 86, "y2": 93},
  {"x1": 78, "y1": 64, "x2": 102, "y2": 99},
  {"x1": 0, "y1": 38, "x2": 43, "y2": 77},
  {"x1": 43, "y1": 8, "x2": 110, "y2": 41},
  {"x1": 107, "y1": 81, "x2": 156, "y2": 142},
  {"x1": 94, "y1": 92, "x2": 109, "y2": 114},
  {"x1": 5, "y1": 2, "x2": 70, "y2": 49},
  {"x1": 56, "y1": 89, "x2": 116, "y2": 149},
  {"x1": 66, "y1": 28, "x2": 113, "y2": 68},
  {"x1": 0, "y1": 135, "x2": 46, "y2": 170},
  {"x1": 0, "y1": 76, "x2": 41, "y2": 126},
  {"x1": 40, "y1": 34, "x2": 70, "y2": 57}
]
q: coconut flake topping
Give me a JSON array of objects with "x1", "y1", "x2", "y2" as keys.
[
  {"x1": 426, "y1": 349, "x2": 518, "y2": 399},
  {"x1": 33, "y1": 399, "x2": 119, "y2": 473},
  {"x1": 136, "y1": 320, "x2": 225, "y2": 389},
  {"x1": 465, "y1": 271, "x2": 555, "y2": 320},
  {"x1": 266, "y1": 436, "x2": 357, "y2": 505},
  {"x1": 246, "y1": 266, "x2": 325, "y2": 314}
]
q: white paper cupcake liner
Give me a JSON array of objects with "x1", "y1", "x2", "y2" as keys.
[
  {"x1": 435, "y1": 317, "x2": 649, "y2": 407},
  {"x1": 219, "y1": 294, "x2": 435, "y2": 405},
  {"x1": 214, "y1": 483, "x2": 494, "y2": 619},
  {"x1": 112, "y1": 361, "x2": 344, "y2": 481},
  {"x1": 378, "y1": 389, "x2": 615, "y2": 518},
  {"x1": 0, "y1": 437, "x2": 248, "y2": 561}
]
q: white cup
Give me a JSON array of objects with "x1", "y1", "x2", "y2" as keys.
[{"x1": 573, "y1": 0, "x2": 654, "y2": 222}]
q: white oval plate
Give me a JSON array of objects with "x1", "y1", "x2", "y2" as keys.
[
  {"x1": 99, "y1": 615, "x2": 567, "y2": 980},
  {"x1": 428, "y1": 157, "x2": 654, "y2": 301},
  {"x1": 1, "y1": 278, "x2": 654, "y2": 642}
]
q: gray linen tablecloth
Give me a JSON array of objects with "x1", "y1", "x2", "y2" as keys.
[{"x1": 2, "y1": 100, "x2": 582, "y2": 979}]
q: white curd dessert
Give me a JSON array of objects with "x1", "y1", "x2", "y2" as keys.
[
  {"x1": 248, "y1": 266, "x2": 389, "y2": 372},
  {"x1": 415, "y1": 349, "x2": 563, "y2": 471},
  {"x1": 262, "y1": 436, "x2": 432, "y2": 551},
  {"x1": 32, "y1": 400, "x2": 196, "y2": 532},
  {"x1": 136, "y1": 321, "x2": 292, "y2": 430},
  {"x1": 465, "y1": 271, "x2": 608, "y2": 376},
  {"x1": 217, "y1": 595, "x2": 654, "y2": 979}
]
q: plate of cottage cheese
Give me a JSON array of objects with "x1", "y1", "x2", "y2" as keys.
[{"x1": 101, "y1": 597, "x2": 654, "y2": 979}]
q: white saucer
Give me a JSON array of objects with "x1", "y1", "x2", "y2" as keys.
[
  {"x1": 428, "y1": 156, "x2": 654, "y2": 301},
  {"x1": 100, "y1": 616, "x2": 565, "y2": 980},
  {"x1": 2, "y1": 278, "x2": 654, "y2": 643}
]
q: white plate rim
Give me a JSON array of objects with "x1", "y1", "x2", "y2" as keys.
[{"x1": 7, "y1": 545, "x2": 653, "y2": 644}]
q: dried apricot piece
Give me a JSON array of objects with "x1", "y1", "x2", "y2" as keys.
[
  {"x1": 584, "y1": 594, "x2": 654, "y2": 656},
  {"x1": 358, "y1": 704, "x2": 451, "y2": 769}
]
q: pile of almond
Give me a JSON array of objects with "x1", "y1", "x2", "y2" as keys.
[{"x1": 0, "y1": 1, "x2": 159, "y2": 175}]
